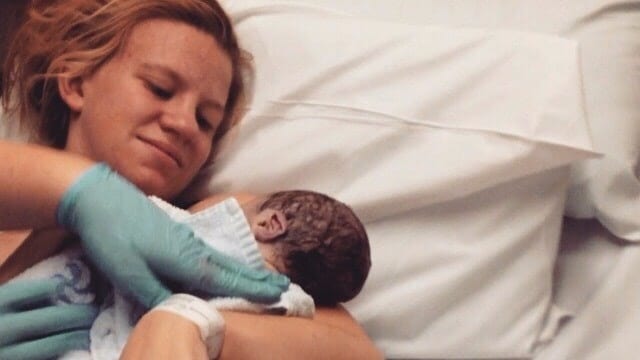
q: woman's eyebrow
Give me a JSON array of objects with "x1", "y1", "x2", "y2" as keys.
[
  {"x1": 140, "y1": 62, "x2": 180, "y2": 83},
  {"x1": 140, "y1": 62, "x2": 225, "y2": 111}
]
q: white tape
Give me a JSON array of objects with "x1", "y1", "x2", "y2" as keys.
[{"x1": 153, "y1": 293, "x2": 225, "y2": 359}]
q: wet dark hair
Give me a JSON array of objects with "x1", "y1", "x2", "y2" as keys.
[{"x1": 260, "y1": 190, "x2": 371, "y2": 306}]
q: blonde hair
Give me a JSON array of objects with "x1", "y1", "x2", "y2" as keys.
[{"x1": 2, "y1": 0, "x2": 248, "y2": 149}]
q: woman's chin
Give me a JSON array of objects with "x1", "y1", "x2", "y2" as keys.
[{"x1": 125, "y1": 170, "x2": 180, "y2": 200}]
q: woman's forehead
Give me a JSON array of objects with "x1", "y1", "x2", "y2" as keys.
[{"x1": 118, "y1": 18, "x2": 232, "y2": 99}]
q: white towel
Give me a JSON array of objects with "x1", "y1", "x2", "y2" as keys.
[
  {"x1": 6, "y1": 246, "x2": 95, "y2": 306},
  {"x1": 209, "y1": 283, "x2": 314, "y2": 317}
]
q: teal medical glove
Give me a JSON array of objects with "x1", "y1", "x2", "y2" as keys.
[
  {"x1": 0, "y1": 278, "x2": 99, "y2": 360},
  {"x1": 57, "y1": 163, "x2": 289, "y2": 308}
]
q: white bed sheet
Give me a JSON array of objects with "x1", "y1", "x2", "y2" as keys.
[{"x1": 536, "y1": 219, "x2": 638, "y2": 360}]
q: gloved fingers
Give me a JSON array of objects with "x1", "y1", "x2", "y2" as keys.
[
  {"x1": 0, "y1": 329, "x2": 90, "y2": 360},
  {"x1": 200, "y1": 246, "x2": 290, "y2": 288},
  {"x1": 166, "y1": 249, "x2": 289, "y2": 304},
  {"x1": 206, "y1": 247, "x2": 288, "y2": 282},
  {"x1": 149, "y1": 228, "x2": 278, "y2": 285},
  {"x1": 0, "y1": 278, "x2": 62, "y2": 311},
  {"x1": 0, "y1": 304, "x2": 98, "y2": 346},
  {"x1": 114, "y1": 261, "x2": 172, "y2": 309},
  {"x1": 202, "y1": 264, "x2": 289, "y2": 304}
]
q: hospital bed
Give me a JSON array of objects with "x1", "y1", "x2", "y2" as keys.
[
  {"x1": 195, "y1": 1, "x2": 639, "y2": 359},
  {"x1": 2, "y1": 1, "x2": 639, "y2": 359}
]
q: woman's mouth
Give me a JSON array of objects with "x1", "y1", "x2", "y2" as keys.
[{"x1": 137, "y1": 136, "x2": 182, "y2": 168}]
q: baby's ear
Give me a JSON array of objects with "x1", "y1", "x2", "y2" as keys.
[
  {"x1": 57, "y1": 75, "x2": 85, "y2": 112},
  {"x1": 253, "y1": 209, "x2": 287, "y2": 242}
]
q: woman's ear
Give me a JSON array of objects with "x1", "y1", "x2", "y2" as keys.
[
  {"x1": 57, "y1": 75, "x2": 84, "y2": 112},
  {"x1": 252, "y1": 209, "x2": 287, "y2": 242}
]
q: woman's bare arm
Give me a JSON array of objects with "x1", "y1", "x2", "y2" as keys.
[
  {"x1": 122, "y1": 306, "x2": 382, "y2": 360},
  {"x1": 220, "y1": 307, "x2": 383, "y2": 360},
  {"x1": 0, "y1": 140, "x2": 93, "y2": 230},
  {"x1": 219, "y1": 307, "x2": 382, "y2": 360}
]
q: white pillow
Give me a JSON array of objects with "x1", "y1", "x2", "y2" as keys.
[
  {"x1": 352, "y1": 168, "x2": 570, "y2": 358},
  {"x1": 280, "y1": 0, "x2": 640, "y2": 242},
  {"x1": 192, "y1": 3, "x2": 595, "y2": 358}
]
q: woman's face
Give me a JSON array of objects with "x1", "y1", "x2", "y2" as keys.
[{"x1": 64, "y1": 19, "x2": 233, "y2": 199}]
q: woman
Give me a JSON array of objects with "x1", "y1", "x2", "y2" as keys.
[{"x1": 0, "y1": 0, "x2": 381, "y2": 359}]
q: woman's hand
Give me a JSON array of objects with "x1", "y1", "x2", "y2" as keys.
[
  {"x1": 57, "y1": 163, "x2": 289, "y2": 308},
  {"x1": 0, "y1": 278, "x2": 99, "y2": 360}
]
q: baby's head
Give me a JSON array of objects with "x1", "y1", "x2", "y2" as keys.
[
  {"x1": 254, "y1": 190, "x2": 371, "y2": 306},
  {"x1": 191, "y1": 190, "x2": 371, "y2": 306}
]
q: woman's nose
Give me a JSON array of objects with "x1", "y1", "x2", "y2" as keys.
[{"x1": 159, "y1": 101, "x2": 198, "y2": 138}]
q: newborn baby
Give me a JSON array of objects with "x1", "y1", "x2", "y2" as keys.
[{"x1": 177, "y1": 190, "x2": 371, "y2": 306}]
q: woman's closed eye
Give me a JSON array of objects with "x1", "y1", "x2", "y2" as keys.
[
  {"x1": 196, "y1": 111, "x2": 214, "y2": 131},
  {"x1": 145, "y1": 80, "x2": 173, "y2": 100},
  {"x1": 141, "y1": 75, "x2": 221, "y2": 133}
]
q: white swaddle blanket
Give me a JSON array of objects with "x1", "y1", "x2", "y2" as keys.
[{"x1": 9, "y1": 197, "x2": 315, "y2": 359}]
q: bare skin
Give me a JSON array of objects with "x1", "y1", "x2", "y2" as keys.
[{"x1": 0, "y1": 229, "x2": 69, "y2": 283}]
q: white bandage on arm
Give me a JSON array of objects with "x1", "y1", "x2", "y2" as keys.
[{"x1": 152, "y1": 293, "x2": 225, "y2": 359}]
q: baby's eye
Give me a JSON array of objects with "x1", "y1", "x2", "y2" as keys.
[{"x1": 145, "y1": 81, "x2": 172, "y2": 100}]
